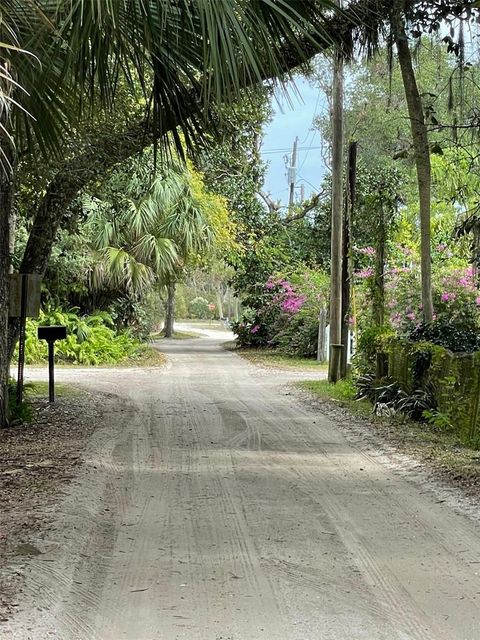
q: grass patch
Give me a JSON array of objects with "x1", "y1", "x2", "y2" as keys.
[
  {"x1": 178, "y1": 319, "x2": 230, "y2": 330},
  {"x1": 150, "y1": 330, "x2": 200, "y2": 340},
  {"x1": 297, "y1": 377, "x2": 480, "y2": 492},
  {"x1": 233, "y1": 347, "x2": 328, "y2": 372},
  {"x1": 120, "y1": 344, "x2": 167, "y2": 367},
  {"x1": 27, "y1": 381, "x2": 82, "y2": 398},
  {"x1": 297, "y1": 379, "x2": 372, "y2": 417}
]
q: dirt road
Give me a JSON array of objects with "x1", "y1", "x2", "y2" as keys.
[{"x1": 3, "y1": 326, "x2": 480, "y2": 639}]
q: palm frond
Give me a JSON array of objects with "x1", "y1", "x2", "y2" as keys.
[
  {"x1": 92, "y1": 246, "x2": 155, "y2": 293},
  {"x1": 3, "y1": 0, "x2": 337, "y2": 160},
  {"x1": 132, "y1": 234, "x2": 178, "y2": 277}
]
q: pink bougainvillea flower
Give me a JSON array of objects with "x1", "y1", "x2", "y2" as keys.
[
  {"x1": 458, "y1": 276, "x2": 472, "y2": 288},
  {"x1": 279, "y1": 280, "x2": 293, "y2": 293},
  {"x1": 354, "y1": 267, "x2": 374, "y2": 279},
  {"x1": 251, "y1": 325, "x2": 260, "y2": 334},
  {"x1": 357, "y1": 246, "x2": 376, "y2": 256},
  {"x1": 280, "y1": 295, "x2": 306, "y2": 314}
]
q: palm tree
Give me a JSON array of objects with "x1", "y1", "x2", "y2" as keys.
[{"x1": 88, "y1": 163, "x2": 229, "y2": 337}]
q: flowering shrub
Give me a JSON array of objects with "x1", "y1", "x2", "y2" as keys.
[
  {"x1": 353, "y1": 241, "x2": 479, "y2": 339},
  {"x1": 433, "y1": 266, "x2": 479, "y2": 331},
  {"x1": 232, "y1": 268, "x2": 329, "y2": 356}
]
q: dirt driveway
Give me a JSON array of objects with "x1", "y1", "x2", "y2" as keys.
[{"x1": 3, "y1": 326, "x2": 480, "y2": 639}]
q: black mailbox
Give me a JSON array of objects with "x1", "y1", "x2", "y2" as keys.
[
  {"x1": 38, "y1": 325, "x2": 67, "y2": 342},
  {"x1": 37, "y1": 325, "x2": 67, "y2": 402}
]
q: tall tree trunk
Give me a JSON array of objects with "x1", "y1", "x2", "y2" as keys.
[
  {"x1": 8, "y1": 210, "x2": 15, "y2": 274},
  {"x1": 328, "y1": 45, "x2": 345, "y2": 383},
  {"x1": 340, "y1": 198, "x2": 350, "y2": 379},
  {"x1": 394, "y1": 7, "x2": 434, "y2": 323},
  {"x1": 373, "y1": 205, "x2": 386, "y2": 327},
  {"x1": 0, "y1": 139, "x2": 15, "y2": 427},
  {"x1": 374, "y1": 205, "x2": 388, "y2": 378},
  {"x1": 163, "y1": 283, "x2": 176, "y2": 338},
  {"x1": 340, "y1": 141, "x2": 356, "y2": 379}
]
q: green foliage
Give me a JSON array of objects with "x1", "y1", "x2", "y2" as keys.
[
  {"x1": 86, "y1": 154, "x2": 233, "y2": 299},
  {"x1": 275, "y1": 313, "x2": 320, "y2": 358},
  {"x1": 174, "y1": 288, "x2": 189, "y2": 320},
  {"x1": 354, "y1": 325, "x2": 395, "y2": 374},
  {"x1": 7, "y1": 380, "x2": 33, "y2": 424},
  {"x1": 19, "y1": 309, "x2": 140, "y2": 366},
  {"x1": 109, "y1": 294, "x2": 160, "y2": 341},
  {"x1": 423, "y1": 409, "x2": 454, "y2": 432},
  {"x1": 355, "y1": 374, "x2": 436, "y2": 421},
  {"x1": 409, "y1": 320, "x2": 480, "y2": 354},
  {"x1": 189, "y1": 297, "x2": 213, "y2": 320},
  {"x1": 355, "y1": 374, "x2": 400, "y2": 406}
]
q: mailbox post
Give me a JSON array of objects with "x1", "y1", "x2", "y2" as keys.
[
  {"x1": 9, "y1": 274, "x2": 42, "y2": 406},
  {"x1": 37, "y1": 326, "x2": 67, "y2": 402}
]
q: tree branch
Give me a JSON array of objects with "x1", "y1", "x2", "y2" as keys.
[{"x1": 283, "y1": 190, "x2": 327, "y2": 224}]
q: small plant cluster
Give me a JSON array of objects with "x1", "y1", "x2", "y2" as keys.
[
  {"x1": 18, "y1": 308, "x2": 140, "y2": 366},
  {"x1": 7, "y1": 379, "x2": 33, "y2": 424},
  {"x1": 355, "y1": 374, "x2": 436, "y2": 421}
]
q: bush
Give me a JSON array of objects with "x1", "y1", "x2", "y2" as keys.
[
  {"x1": 275, "y1": 311, "x2": 319, "y2": 357},
  {"x1": 110, "y1": 294, "x2": 159, "y2": 340},
  {"x1": 355, "y1": 374, "x2": 436, "y2": 420},
  {"x1": 18, "y1": 308, "x2": 140, "y2": 365},
  {"x1": 409, "y1": 319, "x2": 480, "y2": 353},
  {"x1": 354, "y1": 325, "x2": 394, "y2": 374},
  {"x1": 189, "y1": 296, "x2": 212, "y2": 319},
  {"x1": 233, "y1": 268, "x2": 329, "y2": 356},
  {"x1": 231, "y1": 314, "x2": 272, "y2": 348}
]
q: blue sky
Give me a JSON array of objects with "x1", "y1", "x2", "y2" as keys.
[{"x1": 260, "y1": 76, "x2": 328, "y2": 206}]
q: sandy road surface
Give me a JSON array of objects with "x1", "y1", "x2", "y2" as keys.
[{"x1": 3, "y1": 326, "x2": 480, "y2": 640}]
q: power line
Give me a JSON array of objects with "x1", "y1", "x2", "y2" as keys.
[
  {"x1": 297, "y1": 173, "x2": 321, "y2": 193},
  {"x1": 262, "y1": 145, "x2": 322, "y2": 155}
]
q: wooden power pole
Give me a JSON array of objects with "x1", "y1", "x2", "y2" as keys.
[{"x1": 328, "y1": 44, "x2": 345, "y2": 383}]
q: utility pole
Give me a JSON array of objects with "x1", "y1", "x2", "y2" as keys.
[
  {"x1": 300, "y1": 183, "x2": 305, "y2": 203},
  {"x1": 288, "y1": 136, "x2": 298, "y2": 209},
  {"x1": 328, "y1": 26, "x2": 345, "y2": 383}
]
